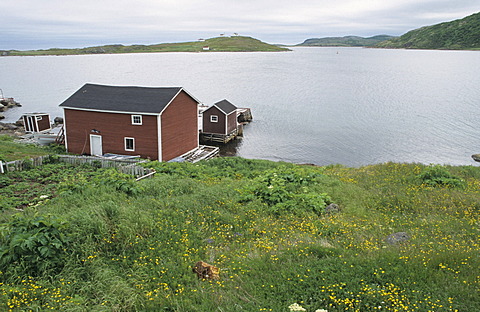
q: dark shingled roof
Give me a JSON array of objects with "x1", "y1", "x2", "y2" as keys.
[
  {"x1": 213, "y1": 99, "x2": 237, "y2": 115},
  {"x1": 59, "y1": 83, "x2": 194, "y2": 114}
]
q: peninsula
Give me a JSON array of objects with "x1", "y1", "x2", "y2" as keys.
[
  {"x1": 0, "y1": 36, "x2": 289, "y2": 56},
  {"x1": 296, "y1": 35, "x2": 395, "y2": 47},
  {"x1": 375, "y1": 12, "x2": 480, "y2": 50}
]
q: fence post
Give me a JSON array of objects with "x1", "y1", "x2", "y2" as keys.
[{"x1": 0, "y1": 160, "x2": 3, "y2": 174}]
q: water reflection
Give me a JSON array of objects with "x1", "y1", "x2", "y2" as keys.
[{"x1": 218, "y1": 138, "x2": 243, "y2": 157}]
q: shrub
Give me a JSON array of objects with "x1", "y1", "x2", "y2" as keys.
[
  {"x1": 417, "y1": 165, "x2": 464, "y2": 187},
  {"x1": 59, "y1": 168, "x2": 142, "y2": 196},
  {"x1": 241, "y1": 166, "x2": 331, "y2": 216},
  {"x1": 42, "y1": 154, "x2": 60, "y2": 164},
  {"x1": 0, "y1": 215, "x2": 70, "y2": 276}
]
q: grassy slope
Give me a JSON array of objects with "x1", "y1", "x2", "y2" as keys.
[
  {"x1": 5, "y1": 36, "x2": 289, "y2": 56},
  {"x1": 297, "y1": 35, "x2": 395, "y2": 47},
  {"x1": 0, "y1": 135, "x2": 56, "y2": 161},
  {"x1": 376, "y1": 12, "x2": 480, "y2": 50},
  {"x1": 1, "y1": 145, "x2": 479, "y2": 311}
]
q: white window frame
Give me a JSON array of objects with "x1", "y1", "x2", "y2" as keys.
[
  {"x1": 125, "y1": 137, "x2": 135, "y2": 151},
  {"x1": 210, "y1": 115, "x2": 218, "y2": 123},
  {"x1": 131, "y1": 115, "x2": 143, "y2": 125}
]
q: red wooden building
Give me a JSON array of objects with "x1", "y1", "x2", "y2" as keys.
[
  {"x1": 202, "y1": 99, "x2": 238, "y2": 138},
  {"x1": 59, "y1": 83, "x2": 200, "y2": 161}
]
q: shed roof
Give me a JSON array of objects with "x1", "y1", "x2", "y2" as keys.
[
  {"x1": 213, "y1": 99, "x2": 237, "y2": 115},
  {"x1": 59, "y1": 83, "x2": 199, "y2": 114}
]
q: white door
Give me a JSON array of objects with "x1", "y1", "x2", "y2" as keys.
[{"x1": 90, "y1": 135, "x2": 103, "y2": 156}]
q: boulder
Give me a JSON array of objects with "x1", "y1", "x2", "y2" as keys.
[
  {"x1": 0, "y1": 114, "x2": 4, "y2": 120},
  {"x1": 192, "y1": 261, "x2": 220, "y2": 280},
  {"x1": 386, "y1": 232, "x2": 410, "y2": 245},
  {"x1": 0, "y1": 104, "x2": 5, "y2": 112},
  {"x1": 54, "y1": 116, "x2": 64, "y2": 124},
  {"x1": 325, "y1": 203, "x2": 340, "y2": 214},
  {"x1": 1, "y1": 123, "x2": 18, "y2": 130}
]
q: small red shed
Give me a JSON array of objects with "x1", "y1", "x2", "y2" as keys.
[
  {"x1": 59, "y1": 83, "x2": 200, "y2": 161},
  {"x1": 202, "y1": 99, "x2": 238, "y2": 136}
]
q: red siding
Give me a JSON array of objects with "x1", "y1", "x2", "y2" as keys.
[
  {"x1": 202, "y1": 106, "x2": 226, "y2": 134},
  {"x1": 64, "y1": 109, "x2": 159, "y2": 159},
  {"x1": 161, "y1": 91, "x2": 199, "y2": 161},
  {"x1": 226, "y1": 112, "x2": 237, "y2": 133}
]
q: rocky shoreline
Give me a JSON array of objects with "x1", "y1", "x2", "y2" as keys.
[
  {"x1": 0, "y1": 120, "x2": 26, "y2": 138},
  {"x1": 0, "y1": 97, "x2": 22, "y2": 120}
]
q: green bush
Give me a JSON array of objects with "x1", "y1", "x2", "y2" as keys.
[
  {"x1": 241, "y1": 166, "x2": 331, "y2": 215},
  {"x1": 417, "y1": 165, "x2": 464, "y2": 187},
  {"x1": 59, "y1": 167, "x2": 142, "y2": 196},
  {"x1": 95, "y1": 168, "x2": 143, "y2": 196},
  {"x1": 0, "y1": 215, "x2": 70, "y2": 276}
]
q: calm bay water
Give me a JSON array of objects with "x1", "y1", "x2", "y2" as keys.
[{"x1": 1, "y1": 47, "x2": 480, "y2": 166}]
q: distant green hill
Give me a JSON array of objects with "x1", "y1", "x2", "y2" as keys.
[
  {"x1": 297, "y1": 35, "x2": 395, "y2": 47},
  {"x1": 1, "y1": 36, "x2": 289, "y2": 56},
  {"x1": 376, "y1": 12, "x2": 480, "y2": 50}
]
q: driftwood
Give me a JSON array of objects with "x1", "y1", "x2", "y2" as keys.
[{"x1": 192, "y1": 261, "x2": 220, "y2": 280}]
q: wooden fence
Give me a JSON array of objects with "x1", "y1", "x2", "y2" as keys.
[{"x1": 0, "y1": 155, "x2": 155, "y2": 180}]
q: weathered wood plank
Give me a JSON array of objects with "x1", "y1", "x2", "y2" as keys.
[{"x1": 1, "y1": 154, "x2": 154, "y2": 179}]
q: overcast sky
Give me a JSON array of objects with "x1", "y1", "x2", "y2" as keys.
[{"x1": 1, "y1": 0, "x2": 478, "y2": 50}]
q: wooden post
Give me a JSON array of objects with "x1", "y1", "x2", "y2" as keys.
[{"x1": 0, "y1": 160, "x2": 4, "y2": 174}]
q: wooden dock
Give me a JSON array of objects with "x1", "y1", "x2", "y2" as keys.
[
  {"x1": 237, "y1": 107, "x2": 253, "y2": 123},
  {"x1": 170, "y1": 145, "x2": 220, "y2": 163},
  {"x1": 200, "y1": 128, "x2": 239, "y2": 144}
]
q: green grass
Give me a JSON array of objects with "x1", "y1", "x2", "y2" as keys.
[
  {"x1": 5, "y1": 36, "x2": 289, "y2": 56},
  {"x1": 0, "y1": 147, "x2": 479, "y2": 311},
  {"x1": 0, "y1": 135, "x2": 59, "y2": 161}
]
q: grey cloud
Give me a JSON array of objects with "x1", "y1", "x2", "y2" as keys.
[{"x1": 0, "y1": 0, "x2": 478, "y2": 49}]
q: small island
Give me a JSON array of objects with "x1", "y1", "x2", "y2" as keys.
[{"x1": 0, "y1": 36, "x2": 289, "y2": 56}]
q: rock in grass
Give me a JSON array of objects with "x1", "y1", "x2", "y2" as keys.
[
  {"x1": 325, "y1": 203, "x2": 340, "y2": 214},
  {"x1": 192, "y1": 261, "x2": 220, "y2": 280},
  {"x1": 386, "y1": 232, "x2": 410, "y2": 245}
]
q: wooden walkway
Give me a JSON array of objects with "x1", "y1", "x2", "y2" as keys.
[
  {"x1": 170, "y1": 145, "x2": 219, "y2": 163},
  {"x1": 200, "y1": 128, "x2": 239, "y2": 144}
]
